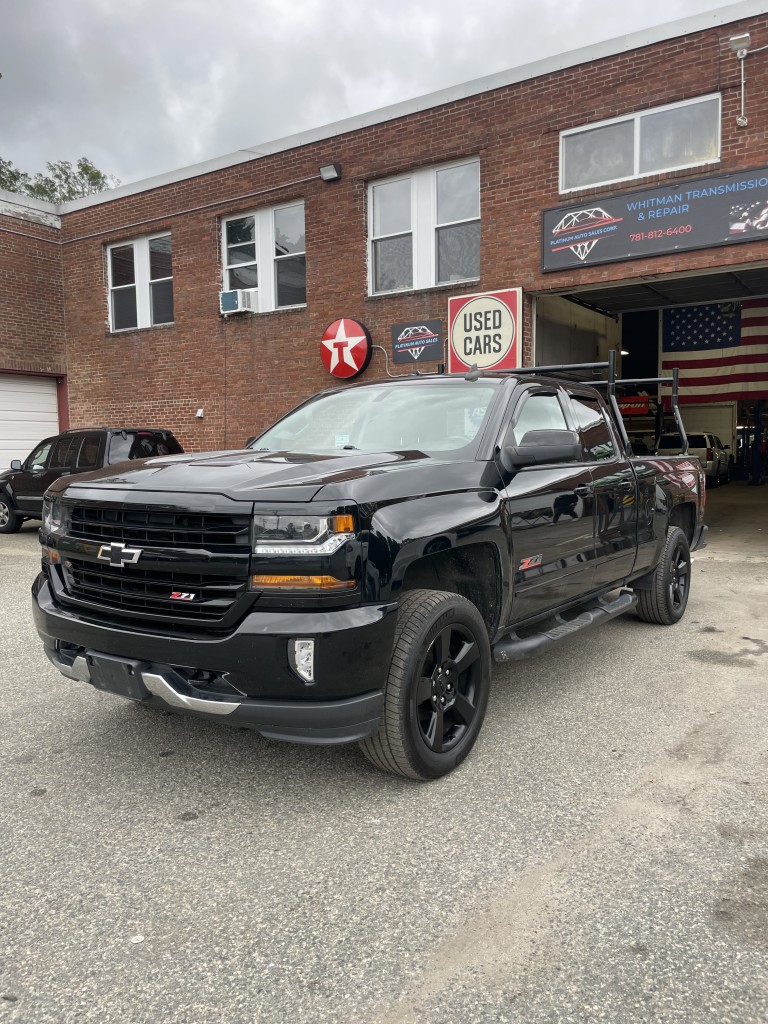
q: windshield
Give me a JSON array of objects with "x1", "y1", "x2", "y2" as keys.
[{"x1": 252, "y1": 382, "x2": 499, "y2": 456}]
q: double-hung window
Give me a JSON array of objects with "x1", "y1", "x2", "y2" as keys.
[
  {"x1": 560, "y1": 94, "x2": 721, "y2": 192},
  {"x1": 369, "y1": 158, "x2": 480, "y2": 294},
  {"x1": 108, "y1": 234, "x2": 174, "y2": 332},
  {"x1": 222, "y1": 201, "x2": 306, "y2": 311}
]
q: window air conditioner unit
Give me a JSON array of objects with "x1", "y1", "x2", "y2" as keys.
[{"x1": 219, "y1": 289, "x2": 258, "y2": 315}]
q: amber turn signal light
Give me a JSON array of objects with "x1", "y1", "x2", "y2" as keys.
[{"x1": 251, "y1": 574, "x2": 355, "y2": 591}]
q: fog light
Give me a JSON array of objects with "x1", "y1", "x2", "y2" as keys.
[{"x1": 289, "y1": 639, "x2": 315, "y2": 684}]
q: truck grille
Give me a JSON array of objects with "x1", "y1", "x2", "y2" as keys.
[
  {"x1": 69, "y1": 506, "x2": 251, "y2": 551},
  {"x1": 63, "y1": 559, "x2": 247, "y2": 621},
  {"x1": 59, "y1": 503, "x2": 253, "y2": 626}
]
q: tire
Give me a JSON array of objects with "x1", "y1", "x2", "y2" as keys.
[
  {"x1": 634, "y1": 526, "x2": 691, "y2": 625},
  {"x1": 359, "y1": 589, "x2": 491, "y2": 781},
  {"x1": 0, "y1": 495, "x2": 22, "y2": 534}
]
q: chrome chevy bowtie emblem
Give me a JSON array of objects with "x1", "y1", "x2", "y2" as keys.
[{"x1": 97, "y1": 542, "x2": 143, "y2": 567}]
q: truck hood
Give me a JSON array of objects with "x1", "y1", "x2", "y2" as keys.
[{"x1": 48, "y1": 449, "x2": 446, "y2": 503}]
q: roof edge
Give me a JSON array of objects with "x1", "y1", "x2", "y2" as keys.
[{"x1": 0, "y1": 189, "x2": 61, "y2": 228}]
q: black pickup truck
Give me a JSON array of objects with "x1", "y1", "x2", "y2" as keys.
[{"x1": 32, "y1": 360, "x2": 706, "y2": 780}]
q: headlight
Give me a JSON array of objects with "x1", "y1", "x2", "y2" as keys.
[
  {"x1": 250, "y1": 510, "x2": 359, "y2": 593},
  {"x1": 253, "y1": 513, "x2": 355, "y2": 555},
  {"x1": 42, "y1": 497, "x2": 65, "y2": 534}
]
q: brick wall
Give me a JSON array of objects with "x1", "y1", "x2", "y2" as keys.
[
  {"x1": 55, "y1": 11, "x2": 768, "y2": 452},
  {"x1": 0, "y1": 208, "x2": 65, "y2": 376}
]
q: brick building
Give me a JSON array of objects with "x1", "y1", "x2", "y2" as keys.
[{"x1": 1, "y1": 0, "x2": 767, "y2": 463}]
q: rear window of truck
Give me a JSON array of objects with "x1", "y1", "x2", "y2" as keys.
[{"x1": 108, "y1": 432, "x2": 183, "y2": 463}]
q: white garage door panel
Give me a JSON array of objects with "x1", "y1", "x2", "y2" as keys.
[{"x1": 0, "y1": 375, "x2": 60, "y2": 467}]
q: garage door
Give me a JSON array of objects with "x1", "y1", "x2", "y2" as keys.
[{"x1": 0, "y1": 374, "x2": 60, "y2": 467}]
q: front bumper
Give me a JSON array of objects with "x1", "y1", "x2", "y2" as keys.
[
  {"x1": 43, "y1": 644, "x2": 383, "y2": 743},
  {"x1": 33, "y1": 574, "x2": 396, "y2": 744}
]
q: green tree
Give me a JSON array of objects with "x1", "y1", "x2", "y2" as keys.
[
  {"x1": 0, "y1": 156, "x2": 119, "y2": 202},
  {"x1": 0, "y1": 157, "x2": 31, "y2": 194}
]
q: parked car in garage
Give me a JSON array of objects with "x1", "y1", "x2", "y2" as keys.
[
  {"x1": 0, "y1": 427, "x2": 183, "y2": 533},
  {"x1": 656, "y1": 431, "x2": 730, "y2": 485}
]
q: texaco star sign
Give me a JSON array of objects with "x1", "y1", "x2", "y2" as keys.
[{"x1": 320, "y1": 318, "x2": 373, "y2": 379}]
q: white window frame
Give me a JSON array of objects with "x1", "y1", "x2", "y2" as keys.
[
  {"x1": 368, "y1": 157, "x2": 480, "y2": 296},
  {"x1": 221, "y1": 201, "x2": 306, "y2": 313},
  {"x1": 559, "y1": 93, "x2": 722, "y2": 194},
  {"x1": 107, "y1": 233, "x2": 174, "y2": 333}
]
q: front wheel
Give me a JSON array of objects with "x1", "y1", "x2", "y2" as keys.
[
  {"x1": 360, "y1": 589, "x2": 491, "y2": 780},
  {"x1": 633, "y1": 526, "x2": 691, "y2": 625},
  {"x1": 0, "y1": 496, "x2": 22, "y2": 534}
]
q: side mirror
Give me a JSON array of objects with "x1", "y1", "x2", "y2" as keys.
[
  {"x1": 501, "y1": 429, "x2": 581, "y2": 471},
  {"x1": 10, "y1": 460, "x2": 22, "y2": 471}
]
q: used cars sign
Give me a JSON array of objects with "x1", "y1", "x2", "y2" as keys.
[{"x1": 447, "y1": 289, "x2": 521, "y2": 373}]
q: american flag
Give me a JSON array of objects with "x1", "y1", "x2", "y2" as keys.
[{"x1": 661, "y1": 298, "x2": 768, "y2": 404}]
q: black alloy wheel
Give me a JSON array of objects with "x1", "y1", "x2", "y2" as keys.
[
  {"x1": 416, "y1": 619, "x2": 481, "y2": 754},
  {"x1": 360, "y1": 589, "x2": 491, "y2": 780},
  {"x1": 634, "y1": 526, "x2": 691, "y2": 625},
  {"x1": 667, "y1": 538, "x2": 690, "y2": 615}
]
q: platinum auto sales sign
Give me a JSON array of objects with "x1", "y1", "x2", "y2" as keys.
[{"x1": 447, "y1": 289, "x2": 522, "y2": 373}]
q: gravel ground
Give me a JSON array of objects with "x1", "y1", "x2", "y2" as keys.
[{"x1": 1, "y1": 484, "x2": 767, "y2": 1024}]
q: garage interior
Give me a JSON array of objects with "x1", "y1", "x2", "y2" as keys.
[{"x1": 534, "y1": 263, "x2": 768, "y2": 485}]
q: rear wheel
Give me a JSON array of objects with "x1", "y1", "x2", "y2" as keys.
[
  {"x1": 634, "y1": 526, "x2": 691, "y2": 625},
  {"x1": 360, "y1": 589, "x2": 491, "y2": 780},
  {"x1": 0, "y1": 496, "x2": 22, "y2": 534}
]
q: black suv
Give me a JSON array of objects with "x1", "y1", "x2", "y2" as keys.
[{"x1": 0, "y1": 427, "x2": 182, "y2": 533}]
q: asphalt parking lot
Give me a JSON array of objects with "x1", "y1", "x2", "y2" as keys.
[{"x1": 1, "y1": 484, "x2": 767, "y2": 1024}]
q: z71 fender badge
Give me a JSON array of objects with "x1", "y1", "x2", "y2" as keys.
[{"x1": 519, "y1": 554, "x2": 542, "y2": 571}]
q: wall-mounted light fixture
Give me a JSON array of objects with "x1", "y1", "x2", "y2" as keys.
[
  {"x1": 730, "y1": 33, "x2": 752, "y2": 127},
  {"x1": 729, "y1": 32, "x2": 751, "y2": 57},
  {"x1": 319, "y1": 162, "x2": 342, "y2": 182},
  {"x1": 728, "y1": 32, "x2": 768, "y2": 128},
  {"x1": 196, "y1": 408, "x2": 204, "y2": 419}
]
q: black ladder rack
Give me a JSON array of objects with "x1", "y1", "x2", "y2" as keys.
[{"x1": 464, "y1": 350, "x2": 688, "y2": 454}]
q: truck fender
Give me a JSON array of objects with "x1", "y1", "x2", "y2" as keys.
[{"x1": 365, "y1": 491, "x2": 507, "y2": 633}]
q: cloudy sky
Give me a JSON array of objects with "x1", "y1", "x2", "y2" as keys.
[{"x1": 1, "y1": 0, "x2": 752, "y2": 188}]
